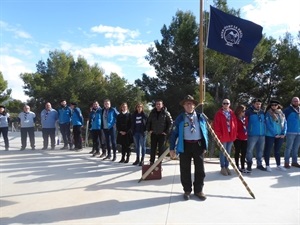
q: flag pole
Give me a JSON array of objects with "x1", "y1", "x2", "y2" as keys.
[{"x1": 199, "y1": 0, "x2": 204, "y2": 113}]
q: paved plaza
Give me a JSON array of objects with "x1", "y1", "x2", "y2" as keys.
[{"x1": 0, "y1": 132, "x2": 299, "y2": 225}]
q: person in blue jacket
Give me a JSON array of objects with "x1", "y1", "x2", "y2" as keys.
[
  {"x1": 57, "y1": 100, "x2": 72, "y2": 150},
  {"x1": 70, "y1": 102, "x2": 83, "y2": 151},
  {"x1": 283, "y1": 97, "x2": 300, "y2": 168},
  {"x1": 264, "y1": 100, "x2": 287, "y2": 172},
  {"x1": 102, "y1": 99, "x2": 119, "y2": 161},
  {"x1": 169, "y1": 95, "x2": 208, "y2": 201},
  {"x1": 245, "y1": 98, "x2": 267, "y2": 172},
  {"x1": 89, "y1": 101, "x2": 106, "y2": 157}
]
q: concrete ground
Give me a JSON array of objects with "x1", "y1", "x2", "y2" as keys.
[{"x1": 0, "y1": 132, "x2": 299, "y2": 225}]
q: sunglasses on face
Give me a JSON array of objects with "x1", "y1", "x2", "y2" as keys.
[
  {"x1": 222, "y1": 103, "x2": 230, "y2": 105},
  {"x1": 271, "y1": 104, "x2": 278, "y2": 106}
]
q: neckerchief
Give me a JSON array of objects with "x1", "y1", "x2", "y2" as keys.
[
  {"x1": 185, "y1": 111, "x2": 196, "y2": 133},
  {"x1": 223, "y1": 110, "x2": 231, "y2": 132},
  {"x1": 239, "y1": 116, "x2": 247, "y2": 135}
]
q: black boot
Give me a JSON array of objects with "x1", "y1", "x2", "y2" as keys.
[
  {"x1": 112, "y1": 153, "x2": 117, "y2": 162},
  {"x1": 132, "y1": 158, "x2": 139, "y2": 165},
  {"x1": 139, "y1": 157, "x2": 144, "y2": 166},
  {"x1": 119, "y1": 156, "x2": 125, "y2": 163},
  {"x1": 124, "y1": 153, "x2": 130, "y2": 163}
]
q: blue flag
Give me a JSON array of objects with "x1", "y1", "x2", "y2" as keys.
[{"x1": 207, "y1": 6, "x2": 263, "y2": 63}]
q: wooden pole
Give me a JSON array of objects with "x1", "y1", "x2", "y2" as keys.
[
  {"x1": 203, "y1": 113, "x2": 256, "y2": 199},
  {"x1": 199, "y1": 0, "x2": 204, "y2": 113}
]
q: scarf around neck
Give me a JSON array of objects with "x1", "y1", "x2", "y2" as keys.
[{"x1": 267, "y1": 108, "x2": 285, "y2": 128}]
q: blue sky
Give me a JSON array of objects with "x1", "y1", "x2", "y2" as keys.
[{"x1": 1, "y1": 0, "x2": 299, "y2": 102}]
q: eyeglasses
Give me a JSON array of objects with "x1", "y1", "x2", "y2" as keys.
[
  {"x1": 222, "y1": 103, "x2": 230, "y2": 105},
  {"x1": 271, "y1": 104, "x2": 278, "y2": 106}
]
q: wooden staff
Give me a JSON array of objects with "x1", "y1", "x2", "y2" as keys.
[{"x1": 203, "y1": 113, "x2": 255, "y2": 199}]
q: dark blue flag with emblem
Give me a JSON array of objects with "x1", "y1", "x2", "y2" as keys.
[{"x1": 207, "y1": 6, "x2": 263, "y2": 63}]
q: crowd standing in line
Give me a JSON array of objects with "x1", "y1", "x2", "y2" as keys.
[
  {"x1": 1, "y1": 96, "x2": 299, "y2": 179},
  {"x1": 18, "y1": 105, "x2": 36, "y2": 150}
]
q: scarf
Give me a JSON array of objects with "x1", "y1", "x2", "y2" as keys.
[{"x1": 267, "y1": 108, "x2": 285, "y2": 129}]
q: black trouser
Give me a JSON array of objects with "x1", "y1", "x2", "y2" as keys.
[
  {"x1": 234, "y1": 139, "x2": 247, "y2": 169},
  {"x1": 0, "y1": 127, "x2": 9, "y2": 149},
  {"x1": 73, "y1": 125, "x2": 82, "y2": 149},
  {"x1": 150, "y1": 133, "x2": 166, "y2": 163},
  {"x1": 179, "y1": 141, "x2": 205, "y2": 193},
  {"x1": 42, "y1": 128, "x2": 56, "y2": 149},
  {"x1": 59, "y1": 123, "x2": 72, "y2": 147},
  {"x1": 21, "y1": 127, "x2": 35, "y2": 148},
  {"x1": 91, "y1": 129, "x2": 105, "y2": 153}
]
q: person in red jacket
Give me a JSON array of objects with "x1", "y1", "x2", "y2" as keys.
[
  {"x1": 213, "y1": 99, "x2": 237, "y2": 176},
  {"x1": 233, "y1": 104, "x2": 249, "y2": 173}
]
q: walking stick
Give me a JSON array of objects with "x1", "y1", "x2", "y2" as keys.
[
  {"x1": 202, "y1": 113, "x2": 255, "y2": 199},
  {"x1": 138, "y1": 148, "x2": 170, "y2": 183}
]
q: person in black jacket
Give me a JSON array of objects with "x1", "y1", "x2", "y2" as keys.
[
  {"x1": 146, "y1": 99, "x2": 173, "y2": 164},
  {"x1": 116, "y1": 102, "x2": 133, "y2": 163}
]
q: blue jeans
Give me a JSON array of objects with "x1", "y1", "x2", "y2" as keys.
[
  {"x1": 246, "y1": 136, "x2": 265, "y2": 167},
  {"x1": 264, "y1": 136, "x2": 284, "y2": 166},
  {"x1": 133, "y1": 133, "x2": 146, "y2": 159},
  {"x1": 103, "y1": 127, "x2": 117, "y2": 157},
  {"x1": 220, "y1": 142, "x2": 233, "y2": 168},
  {"x1": 284, "y1": 134, "x2": 300, "y2": 164}
]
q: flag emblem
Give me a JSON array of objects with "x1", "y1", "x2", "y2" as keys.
[{"x1": 221, "y1": 25, "x2": 243, "y2": 46}]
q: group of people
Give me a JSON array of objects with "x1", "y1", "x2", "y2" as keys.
[
  {"x1": 88, "y1": 99, "x2": 173, "y2": 167},
  {"x1": 1, "y1": 95, "x2": 299, "y2": 202},
  {"x1": 0, "y1": 100, "x2": 84, "y2": 151},
  {"x1": 213, "y1": 97, "x2": 300, "y2": 176},
  {"x1": 169, "y1": 95, "x2": 299, "y2": 201}
]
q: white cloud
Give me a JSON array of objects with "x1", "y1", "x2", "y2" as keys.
[
  {"x1": 99, "y1": 61, "x2": 125, "y2": 77},
  {"x1": 0, "y1": 55, "x2": 33, "y2": 102},
  {"x1": 242, "y1": 0, "x2": 300, "y2": 38},
  {"x1": 91, "y1": 24, "x2": 140, "y2": 43},
  {"x1": 0, "y1": 20, "x2": 32, "y2": 39}
]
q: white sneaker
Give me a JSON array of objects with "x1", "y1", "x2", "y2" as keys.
[
  {"x1": 266, "y1": 166, "x2": 272, "y2": 172},
  {"x1": 277, "y1": 165, "x2": 286, "y2": 171}
]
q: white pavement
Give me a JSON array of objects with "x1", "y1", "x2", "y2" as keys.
[{"x1": 0, "y1": 132, "x2": 300, "y2": 225}]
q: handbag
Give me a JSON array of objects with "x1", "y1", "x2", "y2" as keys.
[{"x1": 142, "y1": 163, "x2": 162, "y2": 180}]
